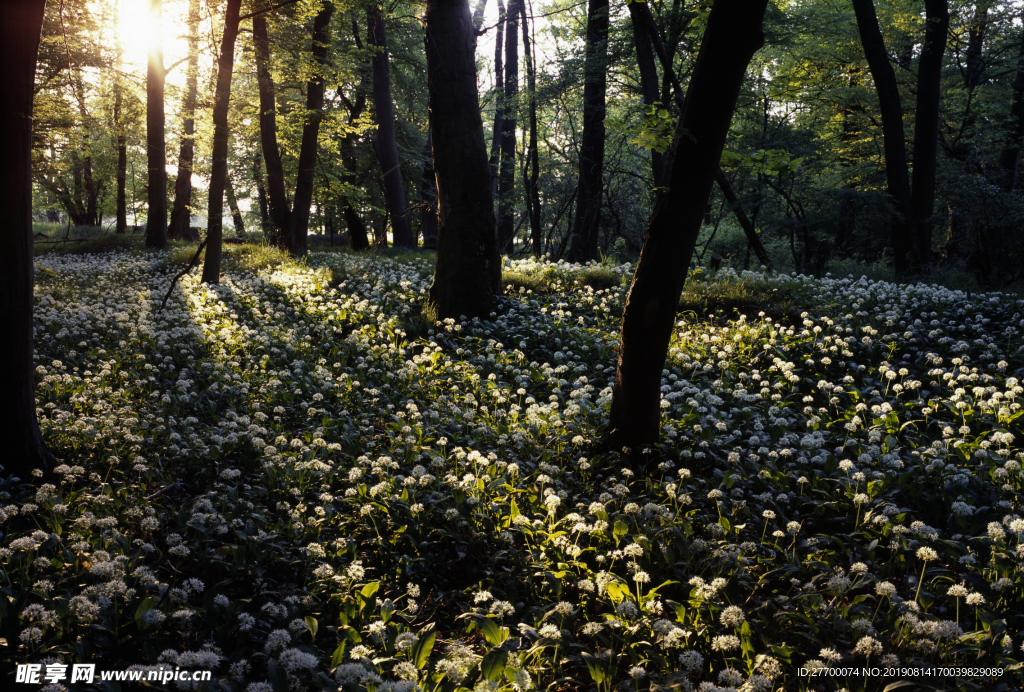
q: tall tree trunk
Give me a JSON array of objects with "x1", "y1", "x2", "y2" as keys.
[
  {"x1": 286, "y1": 1, "x2": 334, "y2": 256},
  {"x1": 225, "y1": 176, "x2": 246, "y2": 237},
  {"x1": 253, "y1": 13, "x2": 291, "y2": 247},
  {"x1": 497, "y1": 0, "x2": 520, "y2": 252},
  {"x1": 425, "y1": 0, "x2": 502, "y2": 319},
  {"x1": 145, "y1": 0, "x2": 168, "y2": 248},
  {"x1": 851, "y1": 0, "x2": 914, "y2": 279},
  {"x1": 420, "y1": 130, "x2": 439, "y2": 248},
  {"x1": 567, "y1": 0, "x2": 609, "y2": 263},
  {"x1": 367, "y1": 4, "x2": 413, "y2": 248},
  {"x1": 608, "y1": 0, "x2": 768, "y2": 450},
  {"x1": 964, "y1": 1, "x2": 990, "y2": 91},
  {"x1": 521, "y1": 0, "x2": 541, "y2": 258},
  {"x1": 168, "y1": 0, "x2": 202, "y2": 241},
  {"x1": 490, "y1": 0, "x2": 505, "y2": 203},
  {"x1": 253, "y1": 152, "x2": 271, "y2": 240},
  {"x1": 628, "y1": 1, "x2": 666, "y2": 186},
  {"x1": 0, "y1": 0, "x2": 53, "y2": 477},
  {"x1": 910, "y1": 0, "x2": 948, "y2": 270},
  {"x1": 114, "y1": 70, "x2": 128, "y2": 235},
  {"x1": 339, "y1": 43, "x2": 371, "y2": 250},
  {"x1": 201, "y1": 0, "x2": 241, "y2": 285},
  {"x1": 999, "y1": 22, "x2": 1024, "y2": 190}
]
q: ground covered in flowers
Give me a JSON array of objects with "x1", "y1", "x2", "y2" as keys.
[{"x1": 4, "y1": 248, "x2": 1024, "y2": 692}]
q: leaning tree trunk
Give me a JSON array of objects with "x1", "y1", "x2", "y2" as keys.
[
  {"x1": 0, "y1": 0, "x2": 53, "y2": 478},
  {"x1": 145, "y1": 0, "x2": 168, "y2": 248},
  {"x1": 225, "y1": 176, "x2": 246, "y2": 237},
  {"x1": 608, "y1": 0, "x2": 768, "y2": 450},
  {"x1": 497, "y1": 0, "x2": 520, "y2": 252},
  {"x1": 909, "y1": 0, "x2": 948, "y2": 270},
  {"x1": 201, "y1": 0, "x2": 241, "y2": 285},
  {"x1": 628, "y1": 1, "x2": 666, "y2": 186},
  {"x1": 286, "y1": 2, "x2": 333, "y2": 256},
  {"x1": 567, "y1": 0, "x2": 609, "y2": 263},
  {"x1": 852, "y1": 0, "x2": 915, "y2": 279},
  {"x1": 367, "y1": 3, "x2": 413, "y2": 248},
  {"x1": 425, "y1": 0, "x2": 502, "y2": 319},
  {"x1": 253, "y1": 13, "x2": 291, "y2": 248},
  {"x1": 168, "y1": 0, "x2": 201, "y2": 241}
]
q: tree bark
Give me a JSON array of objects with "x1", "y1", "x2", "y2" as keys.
[
  {"x1": 254, "y1": 152, "x2": 271, "y2": 240},
  {"x1": 145, "y1": 0, "x2": 168, "y2": 248},
  {"x1": 999, "y1": 22, "x2": 1024, "y2": 190},
  {"x1": 225, "y1": 176, "x2": 246, "y2": 237},
  {"x1": 419, "y1": 130, "x2": 439, "y2": 248},
  {"x1": 253, "y1": 13, "x2": 291, "y2": 247},
  {"x1": 851, "y1": 0, "x2": 914, "y2": 279},
  {"x1": 628, "y1": 1, "x2": 666, "y2": 186},
  {"x1": 425, "y1": 0, "x2": 502, "y2": 319},
  {"x1": 114, "y1": 73, "x2": 128, "y2": 235},
  {"x1": 909, "y1": 0, "x2": 948, "y2": 269},
  {"x1": 497, "y1": 0, "x2": 520, "y2": 252},
  {"x1": 608, "y1": 0, "x2": 768, "y2": 449},
  {"x1": 520, "y1": 0, "x2": 541, "y2": 258},
  {"x1": 201, "y1": 0, "x2": 242, "y2": 285},
  {"x1": 0, "y1": 0, "x2": 53, "y2": 478},
  {"x1": 490, "y1": 0, "x2": 505, "y2": 204},
  {"x1": 367, "y1": 4, "x2": 413, "y2": 248},
  {"x1": 567, "y1": 0, "x2": 609, "y2": 263},
  {"x1": 715, "y1": 169, "x2": 772, "y2": 270},
  {"x1": 286, "y1": 1, "x2": 334, "y2": 256},
  {"x1": 168, "y1": 0, "x2": 202, "y2": 241}
]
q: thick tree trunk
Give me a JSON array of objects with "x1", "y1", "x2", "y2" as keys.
[
  {"x1": 497, "y1": 0, "x2": 520, "y2": 252},
  {"x1": 145, "y1": 0, "x2": 168, "y2": 248},
  {"x1": 286, "y1": 2, "x2": 334, "y2": 256},
  {"x1": 909, "y1": 0, "x2": 948, "y2": 270},
  {"x1": 0, "y1": 0, "x2": 53, "y2": 478},
  {"x1": 253, "y1": 14, "x2": 291, "y2": 247},
  {"x1": 339, "y1": 59, "x2": 371, "y2": 250},
  {"x1": 567, "y1": 0, "x2": 609, "y2": 263},
  {"x1": 425, "y1": 0, "x2": 502, "y2": 319},
  {"x1": 226, "y1": 176, "x2": 245, "y2": 237},
  {"x1": 520, "y1": 1, "x2": 542, "y2": 258},
  {"x1": 490, "y1": 0, "x2": 505, "y2": 204},
  {"x1": 628, "y1": 1, "x2": 666, "y2": 186},
  {"x1": 168, "y1": 0, "x2": 202, "y2": 241},
  {"x1": 608, "y1": 0, "x2": 767, "y2": 449},
  {"x1": 201, "y1": 0, "x2": 241, "y2": 285},
  {"x1": 851, "y1": 0, "x2": 914, "y2": 279},
  {"x1": 999, "y1": 24, "x2": 1024, "y2": 190},
  {"x1": 419, "y1": 131, "x2": 439, "y2": 248},
  {"x1": 367, "y1": 4, "x2": 413, "y2": 248},
  {"x1": 964, "y1": 2, "x2": 989, "y2": 91}
]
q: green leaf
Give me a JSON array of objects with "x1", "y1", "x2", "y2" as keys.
[
  {"x1": 330, "y1": 642, "x2": 347, "y2": 669},
  {"x1": 481, "y1": 649, "x2": 508, "y2": 682},
  {"x1": 411, "y1": 627, "x2": 436, "y2": 670},
  {"x1": 304, "y1": 615, "x2": 318, "y2": 639},
  {"x1": 581, "y1": 652, "x2": 606, "y2": 685},
  {"x1": 606, "y1": 581, "x2": 631, "y2": 605},
  {"x1": 134, "y1": 597, "x2": 157, "y2": 629},
  {"x1": 613, "y1": 520, "x2": 629, "y2": 540},
  {"x1": 361, "y1": 581, "x2": 380, "y2": 599}
]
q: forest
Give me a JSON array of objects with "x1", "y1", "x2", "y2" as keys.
[{"x1": 0, "y1": 0, "x2": 1023, "y2": 691}]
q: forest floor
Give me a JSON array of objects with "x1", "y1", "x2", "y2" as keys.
[{"x1": 3, "y1": 246, "x2": 1023, "y2": 692}]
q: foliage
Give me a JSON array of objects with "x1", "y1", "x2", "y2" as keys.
[{"x1": 4, "y1": 248, "x2": 1023, "y2": 691}]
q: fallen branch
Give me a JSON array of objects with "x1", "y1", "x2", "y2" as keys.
[
  {"x1": 157, "y1": 239, "x2": 208, "y2": 313},
  {"x1": 145, "y1": 482, "x2": 179, "y2": 501}
]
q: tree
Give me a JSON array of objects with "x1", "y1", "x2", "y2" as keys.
[
  {"x1": 608, "y1": 0, "x2": 769, "y2": 449},
  {"x1": 497, "y1": 0, "x2": 520, "y2": 252},
  {"x1": 201, "y1": 0, "x2": 243, "y2": 285},
  {"x1": 145, "y1": 0, "x2": 167, "y2": 249},
  {"x1": 1, "y1": 0, "x2": 53, "y2": 478},
  {"x1": 368, "y1": 3, "x2": 413, "y2": 247},
  {"x1": 851, "y1": 0, "x2": 948, "y2": 277},
  {"x1": 168, "y1": 0, "x2": 202, "y2": 241},
  {"x1": 425, "y1": 0, "x2": 502, "y2": 319},
  {"x1": 253, "y1": 3, "x2": 334, "y2": 255},
  {"x1": 567, "y1": 0, "x2": 609, "y2": 263}
]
